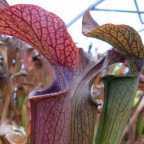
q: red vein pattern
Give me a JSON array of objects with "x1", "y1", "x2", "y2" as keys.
[
  {"x1": 0, "y1": 4, "x2": 80, "y2": 69},
  {"x1": 86, "y1": 24, "x2": 144, "y2": 58},
  {"x1": 29, "y1": 57, "x2": 104, "y2": 144},
  {"x1": 30, "y1": 90, "x2": 71, "y2": 144}
]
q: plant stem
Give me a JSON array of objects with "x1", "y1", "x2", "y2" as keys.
[{"x1": 94, "y1": 75, "x2": 138, "y2": 144}]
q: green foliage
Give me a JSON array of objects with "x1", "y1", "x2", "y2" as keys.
[
  {"x1": 136, "y1": 111, "x2": 144, "y2": 138},
  {"x1": 94, "y1": 75, "x2": 138, "y2": 144}
]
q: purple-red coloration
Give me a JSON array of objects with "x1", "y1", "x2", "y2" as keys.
[
  {"x1": 0, "y1": 4, "x2": 99, "y2": 144},
  {"x1": 0, "y1": 4, "x2": 80, "y2": 69},
  {"x1": 0, "y1": 0, "x2": 9, "y2": 9},
  {"x1": 29, "y1": 90, "x2": 71, "y2": 144}
]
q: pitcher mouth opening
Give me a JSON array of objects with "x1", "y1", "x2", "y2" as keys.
[{"x1": 28, "y1": 78, "x2": 69, "y2": 100}]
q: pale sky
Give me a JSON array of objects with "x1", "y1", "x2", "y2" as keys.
[{"x1": 6, "y1": 0, "x2": 144, "y2": 55}]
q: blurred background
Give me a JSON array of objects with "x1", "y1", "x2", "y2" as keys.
[{"x1": 0, "y1": 1, "x2": 143, "y2": 144}]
